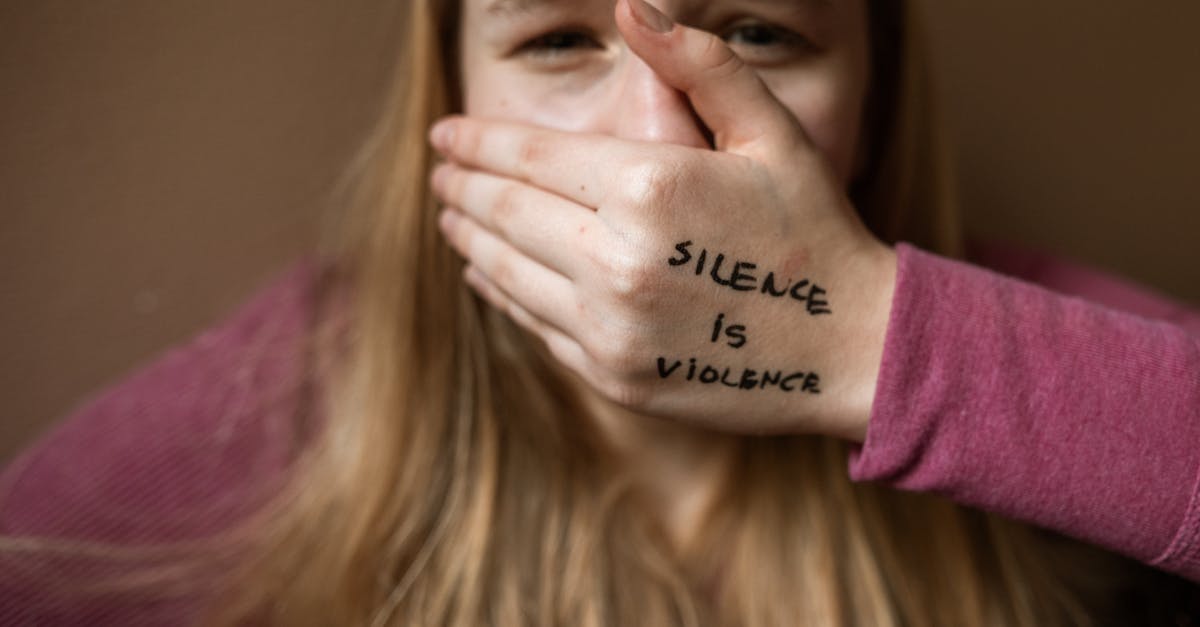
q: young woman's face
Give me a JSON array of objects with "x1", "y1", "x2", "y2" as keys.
[{"x1": 458, "y1": 0, "x2": 872, "y2": 185}]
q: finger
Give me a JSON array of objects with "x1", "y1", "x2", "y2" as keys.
[
  {"x1": 615, "y1": 0, "x2": 807, "y2": 159},
  {"x1": 438, "y1": 208, "x2": 581, "y2": 337},
  {"x1": 429, "y1": 116, "x2": 711, "y2": 210},
  {"x1": 462, "y1": 264, "x2": 593, "y2": 377},
  {"x1": 430, "y1": 162, "x2": 600, "y2": 280},
  {"x1": 429, "y1": 117, "x2": 616, "y2": 208}
]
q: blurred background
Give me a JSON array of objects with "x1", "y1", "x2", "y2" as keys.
[{"x1": 3, "y1": 0, "x2": 1199, "y2": 463}]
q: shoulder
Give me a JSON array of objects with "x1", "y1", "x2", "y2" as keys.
[{"x1": 0, "y1": 259, "x2": 327, "y2": 543}]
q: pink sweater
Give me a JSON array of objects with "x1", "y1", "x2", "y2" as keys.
[
  {"x1": 853, "y1": 242, "x2": 1200, "y2": 582},
  {"x1": 2, "y1": 242, "x2": 1199, "y2": 623}
]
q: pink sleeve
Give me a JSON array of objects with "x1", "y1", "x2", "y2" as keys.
[
  {"x1": 849, "y1": 243, "x2": 1200, "y2": 582},
  {"x1": 0, "y1": 261, "x2": 319, "y2": 625}
]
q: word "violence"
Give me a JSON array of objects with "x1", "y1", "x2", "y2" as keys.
[
  {"x1": 656, "y1": 356, "x2": 821, "y2": 394},
  {"x1": 667, "y1": 241, "x2": 832, "y2": 315}
]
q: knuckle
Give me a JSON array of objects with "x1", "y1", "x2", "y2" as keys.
[
  {"x1": 698, "y1": 35, "x2": 743, "y2": 82},
  {"x1": 515, "y1": 134, "x2": 549, "y2": 178},
  {"x1": 588, "y1": 333, "x2": 644, "y2": 378},
  {"x1": 597, "y1": 377, "x2": 653, "y2": 412},
  {"x1": 486, "y1": 253, "x2": 514, "y2": 288},
  {"x1": 603, "y1": 251, "x2": 657, "y2": 304},
  {"x1": 670, "y1": 156, "x2": 706, "y2": 193},
  {"x1": 490, "y1": 182, "x2": 522, "y2": 227},
  {"x1": 621, "y1": 160, "x2": 681, "y2": 210}
]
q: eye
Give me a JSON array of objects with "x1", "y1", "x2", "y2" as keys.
[
  {"x1": 516, "y1": 30, "x2": 603, "y2": 61},
  {"x1": 722, "y1": 22, "x2": 815, "y2": 65}
]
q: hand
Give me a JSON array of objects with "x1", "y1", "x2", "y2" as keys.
[{"x1": 429, "y1": 0, "x2": 896, "y2": 441}]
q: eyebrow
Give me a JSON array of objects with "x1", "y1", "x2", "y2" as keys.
[
  {"x1": 485, "y1": 0, "x2": 831, "y2": 18},
  {"x1": 485, "y1": 0, "x2": 571, "y2": 17}
]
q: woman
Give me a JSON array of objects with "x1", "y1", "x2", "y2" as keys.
[{"x1": 2, "y1": 0, "x2": 1197, "y2": 624}]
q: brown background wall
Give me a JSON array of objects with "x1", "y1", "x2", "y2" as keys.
[{"x1": 3, "y1": 1, "x2": 1198, "y2": 463}]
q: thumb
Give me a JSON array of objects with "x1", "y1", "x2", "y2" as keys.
[{"x1": 616, "y1": 0, "x2": 808, "y2": 159}]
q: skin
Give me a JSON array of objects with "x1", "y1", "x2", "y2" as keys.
[
  {"x1": 459, "y1": 0, "x2": 871, "y2": 183},
  {"x1": 433, "y1": 0, "x2": 896, "y2": 546}
]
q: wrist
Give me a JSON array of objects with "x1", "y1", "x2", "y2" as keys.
[{"x1": 814, "y1": 239, "x2": 898, "y2": 443}]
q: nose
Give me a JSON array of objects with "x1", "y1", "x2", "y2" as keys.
[{"x1": 603, "y1": 52, "x2": 712, "y2": 149}]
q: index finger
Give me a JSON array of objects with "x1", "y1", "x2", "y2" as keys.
[{"x1": 429, "y1": 116, "x2": 674, "y2": 209}]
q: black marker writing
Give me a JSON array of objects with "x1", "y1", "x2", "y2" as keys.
[
  {"x1": 668, "y1": 240, "x2": 832, "y2": 315},
  {"x1": 655, "y1": 356, "x2": 821, "y2": 394},
  {"x1": 710, "y1": 313, "x2": 747, "y2": 349}
]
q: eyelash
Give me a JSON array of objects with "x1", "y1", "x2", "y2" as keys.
[
  {"x1": 724, "y1": 23, "x2": 813, "y2": 51},
  {"x1": 516, "y1": 30, "x2": 602, "y2": 60},
  {"x1": 515, "y1": 22, "x2": 813, "y2": 63}
]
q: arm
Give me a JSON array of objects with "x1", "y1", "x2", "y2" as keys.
[
  {"x1": 425, "y1": 0, "x2": 1200, "y2": 581},
  {"x1": 849, "y1": 243, "x2": 1200, "y2": 581},
  {"x1": 0, "y1": 260, "x2": 319, "y2": 625}
]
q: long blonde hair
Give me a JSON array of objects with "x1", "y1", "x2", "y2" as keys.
[{"x1": 199, "y1": 1, "x2": 1121, "y2": 625}]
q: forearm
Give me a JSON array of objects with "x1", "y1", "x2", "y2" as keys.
[{"x1": 850, "y1": 243, "x2": 1200, "y2": 580}]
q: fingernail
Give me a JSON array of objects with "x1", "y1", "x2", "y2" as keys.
[
  {"x1": 628, "y1": 0, "x2": 673, "y2": 34},
  {"x1": 430, "y1": 120, "x2": 457, "y2": 151}
]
